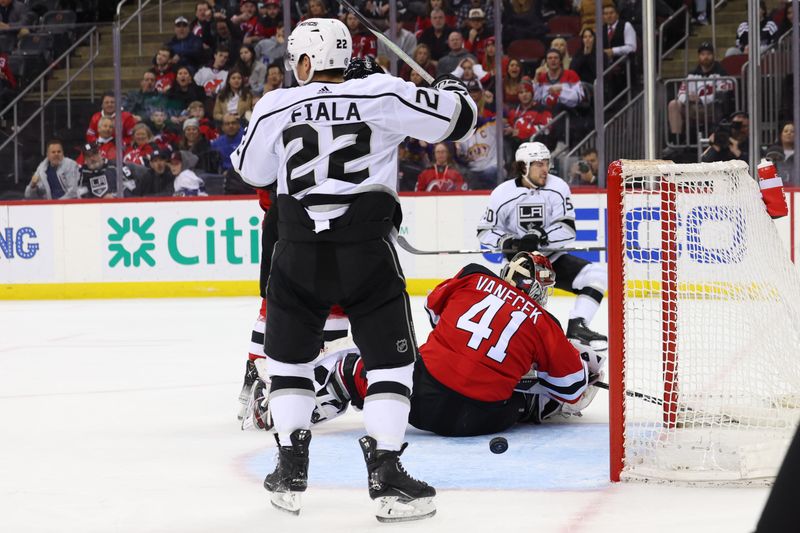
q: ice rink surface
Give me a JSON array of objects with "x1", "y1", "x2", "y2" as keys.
[{"x1": 0, "y1": 295, "x2": 771, "y2": 532}]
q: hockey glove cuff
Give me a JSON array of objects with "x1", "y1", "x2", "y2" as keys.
[
  {"x1": 433, "y1": 75, "x2": 468, "y2": 97},
  {"x1": 500, "y1": 234, "x2": 520, "y2": 260}
]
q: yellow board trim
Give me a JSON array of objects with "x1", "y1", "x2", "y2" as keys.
[
  {"x1": 1, "y1": 280, "x2": 584, "y2": 300},
  {"x1": 0, "y1": 281, "x2": 260, "y2": 300}
]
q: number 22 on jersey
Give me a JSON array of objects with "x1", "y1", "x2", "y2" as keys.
[
  {"x1": 282, "y1": 122, "x2": 372, "y2": 195},
  {"x1": 456, "y1": 294, "x2": 527, "y2": 363}
]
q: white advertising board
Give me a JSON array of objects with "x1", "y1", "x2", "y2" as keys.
[{"x1": 0, "y1": 191, "x2": 795, "y2": 298}]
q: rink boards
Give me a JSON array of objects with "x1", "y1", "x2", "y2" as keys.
[{"x1": 0, "y1": 191, "x2": 795, "y2": 298}]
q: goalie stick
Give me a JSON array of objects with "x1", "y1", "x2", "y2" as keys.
[
  {"x1": 334, "y1": 0, "x2": 435, "y2": 84},
  {"x1": 593, "y1": 382, "x2": 740, "y2": 425},
  {"x1": 396, "y1": 235, "x2": 607, "y2": 256}
]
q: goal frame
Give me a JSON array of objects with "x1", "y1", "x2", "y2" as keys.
[
  {"x1": 607, "y1": 160, "x2": 625, "y2": 482},
  {"x1": 607, "y1": 160, "x2": 689, "y2": 482}
]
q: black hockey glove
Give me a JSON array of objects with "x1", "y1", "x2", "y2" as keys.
[
  {"x1": 432, "y1": 74, "x2": 468, "y2": 97},
  {"x1": 500, "y1": 235, "x2": 520, "y2": 260},
  {"x1": 519, "y1": 227, "x2": 548, "y2": 253},
  {"x1": 343, "y1": 56, "x2": 384, "y2": 81}
]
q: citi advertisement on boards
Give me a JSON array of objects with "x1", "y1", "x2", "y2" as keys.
[
  {"x1": 99, "y1": 202, "x2": 265, "y2": 280},
  {"x1": 1, "y1": 194, "x2": 795, "y2": 290}
]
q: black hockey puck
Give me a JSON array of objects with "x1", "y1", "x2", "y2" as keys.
[{"x1": 489, "y1": 437, "x2": 508, "y2": 454}]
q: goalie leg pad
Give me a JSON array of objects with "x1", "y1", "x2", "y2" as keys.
[{"x1": 569, "y1": 338, "x2": 608, "y2": 374}]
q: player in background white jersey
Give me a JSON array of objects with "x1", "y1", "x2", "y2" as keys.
[
  {"x1": 476, "y1": 142, "x2": 608, "y2": 349},
  {"x1": 230, "y1": 19, "x2": 477, "y2": 522}
]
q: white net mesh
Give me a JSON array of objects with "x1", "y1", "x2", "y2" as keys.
[{"x1": 616, "y1": 160, "x2": 800, "y2": 483}]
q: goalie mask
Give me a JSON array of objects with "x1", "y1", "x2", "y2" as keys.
[
  {"x1": 500, "y1": 251, "x2": 556, "y2": 306},
  {"x1": 286, "y1": 18, "x2": 351, "y2": 86}
]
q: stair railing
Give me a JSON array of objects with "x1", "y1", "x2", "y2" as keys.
[
  {"x1": 0, "y1": 25, "x2": 100, "y2": 184},
  {"x1": 657, "y1": 5, "x2": 689, "y2": 80}
]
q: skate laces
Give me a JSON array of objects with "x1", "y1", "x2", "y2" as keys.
[{"x1": 387, "y1": 444, "x2": 428, "y2": 487}]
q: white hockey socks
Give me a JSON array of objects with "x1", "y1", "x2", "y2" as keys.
[
  {"x1": 363, "y1": 364, "x2": 414, "y2": 452},
  {"x1": 267, "y1": 358, "x2": 316, "y2": 445},
  {"x1": 570, "y1": 293, "x2": 601, "y2": 323}
]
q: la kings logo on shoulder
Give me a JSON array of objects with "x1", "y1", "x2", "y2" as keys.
[{"x1": 518, "y1": 204, "x2": 545, "y2": 231}]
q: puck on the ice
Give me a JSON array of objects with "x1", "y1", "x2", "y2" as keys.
[{"x1": 489, "y1": 437, "x2": 508, "y2": 454}]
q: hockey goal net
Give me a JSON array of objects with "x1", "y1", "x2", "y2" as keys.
[{"x1": 607, "y1": 159, "x2": 800, "y2": 484}]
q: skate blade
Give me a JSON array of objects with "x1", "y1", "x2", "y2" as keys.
[
  {"x1": 270, "y1": 491, "x2": 301, "y2": 515},
  {"x1": 375, "y1": 496, "x2": 436, "y2": 523}
]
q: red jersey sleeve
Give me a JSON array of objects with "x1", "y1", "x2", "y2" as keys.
[
  {"x1": 86, "y1": 112, "x2": 101, "y2": 143},
  {"x1": 529, "y1": 318, "x2": 587, "y2": 404},
  {"x1": 122, "y1": 112, "x2": 138, "y2": 141},
  {"x1": 423, "y1": 272, "x2": 461, "y2": 326}
]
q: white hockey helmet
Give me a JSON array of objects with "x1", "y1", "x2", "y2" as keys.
[
  {"x1": 285, "y1": 18, "x2": 351, "y2": 86},
  {"x1": 515, "y1": 141, "x2": 551, "y2": 164},
  {"x1": 515, "y1": 141, "x2": 551, "y2": 183}
]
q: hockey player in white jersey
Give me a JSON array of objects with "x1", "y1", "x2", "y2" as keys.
[
  {"x1": 230, "y1": 19, "x2": 477, "y2": 522},
  {"x1": 477, "y1": 141, "x2": 608, "y2": 348}
]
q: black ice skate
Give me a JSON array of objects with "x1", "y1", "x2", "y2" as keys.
[
  {"x1": 263, "y1": 429, "x2": 311, "y2": 515},
  {"x1": 237, "y1": 359, "x2": 259, "y2": 420},
  {"x1": 359, "y1": 436, "x2": 436, "y2": 523},
  {"x1": 240, "y1": 378, "x2": 273, "y2": 431},
  {"x1": 567, "y1": 318, "x2": 608, "y2": 351}
]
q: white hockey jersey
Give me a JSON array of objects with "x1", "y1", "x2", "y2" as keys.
[
  {"x1": 477, "y1": 174, "x2": 576, "y2": 260},
  {"x1": 231, "y1": 73, "x2": 476, "y2": 225}
]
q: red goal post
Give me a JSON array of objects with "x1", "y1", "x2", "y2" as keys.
[{"x1": 607, "y1": 159, "x2": 800, "y2": 484}]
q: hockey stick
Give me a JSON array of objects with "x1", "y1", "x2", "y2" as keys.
[
  {"x1": 593, "y1": 382, "x2": 740, "y2": 424},
  {"x1": 396, "y1": 235, "x2": 607, "y2": 256},
  {"x1": 334, "y1": 0, "x2": 435, "y2": 84}
]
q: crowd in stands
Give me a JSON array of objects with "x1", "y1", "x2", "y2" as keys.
[{"x1": 1, "y1": 0, "x2": 798, "y2": 199}]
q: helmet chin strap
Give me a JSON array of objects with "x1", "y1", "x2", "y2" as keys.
[
  {"x1": 521, "y1": 163, "x2": 538, "y2": 189},
  {"x1": 293, "y1": 55, "x2": 314, "y2": 86},
  {"x1": 521, "y1": 160, "x2": 548, "y2": 189}
]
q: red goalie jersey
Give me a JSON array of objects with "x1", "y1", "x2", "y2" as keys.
[{"x1": 422, "y1": 264, "x2": 588, "y2": 403}]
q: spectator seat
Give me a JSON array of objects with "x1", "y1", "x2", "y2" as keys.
[
  {"x1": 720, "y1": 54, "x2": 748, "y2": 77},
  {"x1": 547, "y1": 15, "x2": 581, "y2": 37},
  {"x1": 41, "y1": 10, "x2": 77, "y2": 58},
  {"x1": 27, "y1": 0, "x2": 62, "y2": 17},
  {"x1": 507, "y1": 39, "x2": 545, "y2": 64}
]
